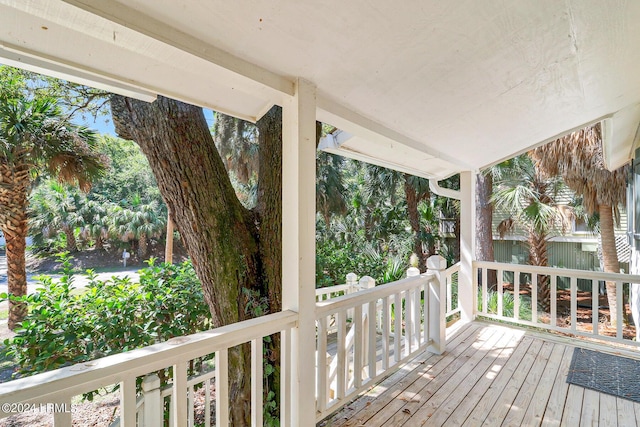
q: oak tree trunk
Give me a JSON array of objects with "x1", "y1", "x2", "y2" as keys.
[
  {"x1": 111, "y1": 96, "x2": 286, "y2": 426},
  {"x1": 475, "y1": 173, "x2": 497, "y2": 289},
  {"x1": 599, "y1": 204, "x2": 621, "y2": 326}
]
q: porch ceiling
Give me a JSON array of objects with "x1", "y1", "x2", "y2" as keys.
[{"x1": 2, "y1": 1, "x2": 640, "y2": 179}]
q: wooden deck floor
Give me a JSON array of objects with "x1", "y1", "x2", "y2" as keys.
[{"x1": 318, "y1": 321, "x2": 640, "y2": 427}]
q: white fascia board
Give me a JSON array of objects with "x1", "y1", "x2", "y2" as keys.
[
  {"x1": 317, "y1": 95, "x2": 473, "y2": 173},
  {"x1": 59, "y1": 0, "x2": 294, "y2": 98},
  {"x1": 0, "y1": 43, "x2": 157, "y2": 102},
  {"x1": 601, "y1": 103, "x2": 640, "y2": 171}
]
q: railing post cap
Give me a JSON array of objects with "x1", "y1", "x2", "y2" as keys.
[
  {"x1": 427, "y1": 255, "x2": 447, "y2": 271},
  {"x1": 346, "y1": 272, "x2": 358, "y2": 282},
  {"x1": 406, "y1": 266, "x2": 420, "y2": 277},
  {"x1": 141, "y1": 373, "x2": 161, "y2": 391},
  {"x1": 359, "y1": 276, "x2": 375, "y2": 288}
]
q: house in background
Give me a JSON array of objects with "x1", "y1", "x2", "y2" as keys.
[{"x1": 1, "y1": 1, "x2": 640, "y2": 426}]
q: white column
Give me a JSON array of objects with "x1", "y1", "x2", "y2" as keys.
[
  {"x1": 459, "y1": 171, "x2": 476, "y2": 323},
  {"x1": 282, "y1": 78, "x2": 317, "y2": 427}
]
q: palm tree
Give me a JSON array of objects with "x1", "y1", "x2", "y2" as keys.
[
  {"x1": 316, "y1": 151, "x2": 347, "y2": 227},
  {"x1": 0, "y1": 91, "x2": 106, "y2": 329},
  {"x1": 530, "y1": 123, "x2": 628, "y2": 326},
  {"x1": 492, "y1": 154, "x2": 568, "y2": 311}
]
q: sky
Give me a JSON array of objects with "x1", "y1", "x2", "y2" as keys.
[{"x1": 75, "y1": 108, "x2": 216, "y2": 137}]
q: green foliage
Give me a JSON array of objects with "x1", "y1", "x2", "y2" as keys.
[
  {"x1": 481, "y1": 289, "x2": 532, "y2": 319},
  {"x1": 3, "y1": 255, "x2": 210, "y2": 377}
]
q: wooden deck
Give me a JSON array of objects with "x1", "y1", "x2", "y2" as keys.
[{"x1": 318, "y1": 321, "x2": 640, "y2": 427}]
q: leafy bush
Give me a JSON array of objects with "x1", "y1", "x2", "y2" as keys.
[
  {"x1": 3, "y1": 256, "x2": 210, "y2": 377},
  {"x1": 481, "y1": 289, "x2": 532, "y2": 319}
]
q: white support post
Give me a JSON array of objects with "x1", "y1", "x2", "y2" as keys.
[
  {"x1": 346, "y1": 272, "x2": 358, "y2": 292},
  {"x1": 281, "y1": 78, "x2": 317, "y2": 427},
  {"x1": 459, "y1": 171, "x2": 476, "y2": 323},
  {"x1": 141, "y1": 374, "x2": 162, "y2": 427},
  {"x1": 427, "y1": 255, "x2": 447, "y2": 355}
]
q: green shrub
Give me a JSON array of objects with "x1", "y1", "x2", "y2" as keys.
[
  {"x1": 481, "y1": 289, "x2": 532, "y2": 319},
  {"x1": 3, "y1": 256, "x2": 211, "y2": 378}
]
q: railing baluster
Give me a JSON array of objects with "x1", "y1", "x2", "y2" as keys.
[
  {"x1": 570, "y1": 277, "x2": 577, "y2": 333},
  {"x1": 497, "y1": 269, "x2": 504, "y2": 317},
  {"x1": 550, "y1": 275, "x2": 557, "y2": 327},
  {"x1": 336, "y1": 310, "x2": 347, "y2": 400},
  {"x1": 532, "y1": 273, "x2": 538, "y2": 323},
  {"x1": 205, "y1": 379, "x2": 211, "y2": 427},
  {"x1": 481, "y1": 268, "x2": 488, "y2": 314},
  {"x1": 382, "y1": 296, "x2": 390, "y2": 370},
  {"x1": 52, "y1": 396, "x2": 72, "y2": 427},
  {"x1": 413, "y1": 286, "x2": 421, "y2": 348},
  {"x1": 215, "y1": 350, "x2": 229, "y2": 426},
  {"x1": 120, "y1": 377, "x2": 137, "y2": 427},
  {"x1": 142, "y1": 374, "x2": 162, "y2": 427},
  {"x1": 513, "y1": 271, "x2": 520, "y2": 320},
  {"x1": 188, "y1": 385, "x2": 194, "y2": 427},
  {"x1": 353, "y1": 305, "x2": 363, "y2": 389},
  {"x1": 251, "y1": 338, "x2": 264, "y2": 427},
  {"x1": 423, "y1": 281, "x2": 429, "y2": 345},
  {"x1": 617, "y1": 281, "x2": 623, "y2": 340},
  {"x1": 368, "y1": 300, "x2": 377, "y2": 380},
  {"x1": 446, "y1": 272, "x2": 452, "y2": 314},
  {"x1": 592, "y1": 279, "x2": 599, "y2": 336},
  {"x1": 173, "y1": 361, "x2": 188, "y2": 427},
  {"x1": 280, "y1": 328, "x2": 291, "y2": 427},
  {"x1": 394, "y1": 292, "x2": 401, "y2": 364},
  {"x1": 404, "y1": 289, "x2": 412, "y2": 355},
  {"x1": 316, "y1": 316, "x2": 328, "y2": 412}
]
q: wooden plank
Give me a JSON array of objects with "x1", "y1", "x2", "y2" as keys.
[
  {"x1": 520, "y1": 343, "x2": 565, "y2": 425},
  {"x1": 599, "y1": 393, "x2": 618, "y2": 427},
  {"x1": 331, "y1": 323, "x2": 489, "y2": 427},
  {"x1": 561, "y1": 385, "x2": 584, "y2": 426},
  {"x1": 540, "y1": 346, "x2": 573, "y2": 427},
  {"x1": 323, "y1": 322, "x2": 480, "y2": 427},
  {"x1": 386, "y1": 326, "x2": 507, "y2": 427},
  {"x1": 616, "y1": 397, "x2": 637, "y2": 426},
  {"x1": 633, "y1": 400, "x2": 640, "y2": 425},
  {"x1": 422, "y1": 327, "x2": 524, "y2": 426},
  {"x1": 460, "y1": 336, "x2": 535, "y2": 427},
  {"x1": 580, "y1": 388, "x2": 600, "y2": 426},
  {"x1": 491, "y1": 340, "x2": 555, "y2": 426},
  {"x1": 477, "y1": 338, "x2": 545, "y2": 426}
]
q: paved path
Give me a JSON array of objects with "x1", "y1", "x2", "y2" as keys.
[{"x1": 0, "y1": 255, "x2": 140, "y2": 296}]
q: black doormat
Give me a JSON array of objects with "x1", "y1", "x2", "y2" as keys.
[{"x1": 567, "y1": 348, "x2": 640, "y2": 403}]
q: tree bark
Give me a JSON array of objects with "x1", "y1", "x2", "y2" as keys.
[
  {"x1": 528, "y1": 230, "x2": 551, "y2": 312},
  {"x1": 475, "y1": 173, "x2": 497, "y2": 288},
  {"x1": 404, "y1": 178, "x2": 427, "y2": 271},
  {"x1": 0, "y1": 160, "x2": 31, "y2": 330},
  {"x1": 63, "y1": 226, "x2": 77, "y2": 252},
  {"x1": 599, "y1": 204, "x2": 620, "y2": 326},
  {"x1": 111, "y1": 95, "x2": 263, "y2": 425}
]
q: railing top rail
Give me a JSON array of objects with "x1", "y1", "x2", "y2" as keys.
[
  {"x1": 473, "y1": 260, "x2": 640, "y2": 283},
  {"x1": 315, "y1": 273, "x2": 434, "y2": 316},
  {"x1": 445, "y1": 262, "x2": 460, "y2": 275},
  {"x1": 316, "y1": 284, "x2": 351, "y2": 294},
  {"x1": 0, "y1": 310, "x2": 298, "y2": 405}
]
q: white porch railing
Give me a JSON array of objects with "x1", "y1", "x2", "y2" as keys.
[
  {"x1": 314, "y1": 256, "x2": 447, "y2": 419},
  {"x1": 0, "y1": 256, "x2": 450, "y2": 426},
  {"x1": 445, "y1": 262, "x2": 461, "y2": 318},
  {"x1": 0, "y1": 311, "x2": 297, "y2": 426},
  {"x1": 474, "y1": 261, "x2": 640, "y2": 347}
]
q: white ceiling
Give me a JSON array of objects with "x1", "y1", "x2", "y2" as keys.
[{"x1": 1, "y1": 0, "x2": 639, "y2": 179}]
